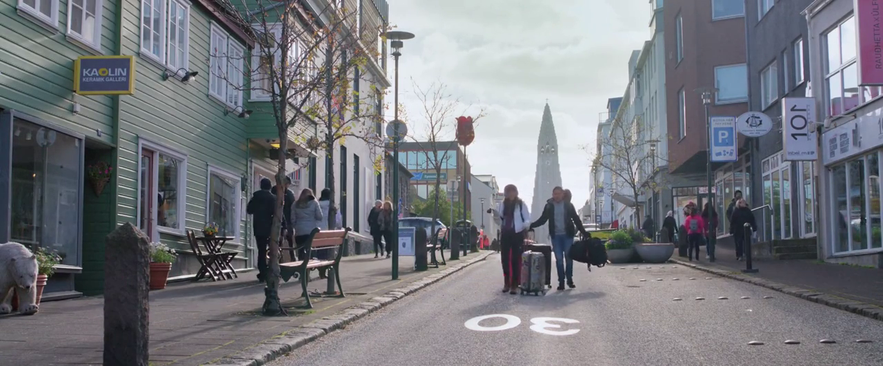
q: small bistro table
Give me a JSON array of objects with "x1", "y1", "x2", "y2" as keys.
[{"x1": 196, "y1": 236, "x2": 238, "y2": 280}]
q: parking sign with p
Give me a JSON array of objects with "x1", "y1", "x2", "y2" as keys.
[{"x1": 710, "y1": 116, "x2": 737, "y2": 162}]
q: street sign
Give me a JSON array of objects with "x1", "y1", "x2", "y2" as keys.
[
  {"x1": 710, "y1": 116, "x2": 737, "y2": 162},
  {"x1": 736, "y1": 111, "x2": 773, "y2": 137},
  {"x1": 595, "y1": 215, "x2": 601, "y2": 224},
  {"x1": 398, "y1": 226, "x2": 415, "y2": 256},
  {"x1": 782, "y1": 97, "x2": 818, "y2": 161},
  {"x1": 386, "y1": 120, "x2": 408, "y2": 140}
]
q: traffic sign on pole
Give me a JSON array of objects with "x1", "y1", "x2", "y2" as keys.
[{"x1": 710, "y1": 116, "x2": 737, "y2": 162}]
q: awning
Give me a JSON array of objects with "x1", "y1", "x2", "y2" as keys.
[{"x1": 611, "y1": 192, "x2": 636, "y2": 207}]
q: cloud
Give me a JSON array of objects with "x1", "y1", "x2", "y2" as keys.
[{"x1": 388, "y1": 0, "x2": 650, "y2": 207}]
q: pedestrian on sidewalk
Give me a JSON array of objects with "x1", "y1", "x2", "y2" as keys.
[
  {"x1": 272, "y1": 177, "x2": 296, "y2": 262},
  {"x1": 729, "y1": 198, "x2": 757, "y2": 261},
  {"x1": 316, "y1": 188, "x2": 340, "y2": 279},
  {"x1": 378, "y1": 201, "x2": 395, "y2": 258},
  {"x1": 684, "y1": 203, "x2": 705, "y2": 261},
  {"x1": 701, "y1": 202, "x2": 718, "y2": 261},
  {"x1": 529, "y1": 186, "x2": 588, "y2": 290},
  {"x1": 368, "y1": 200, "x2": 383, "y2": 258},
  {"x1": 292, "y1": 188, "x2": 323, "y2": 262},
  {"x1": 641, "y1": 215, "x2": 656, "y2": 241},
  {"x1": 726, "y1": 190, "x2": 743, "y2": 226},
  {"x1": 490, "y1": 184, "x2": 531, "y2": 294},
  {"x1": 246, "y1": 178, "x2": 276, "y2": 283},
  {"x1": 662, "y1": 211, "x2": 677, "y2": 243}
]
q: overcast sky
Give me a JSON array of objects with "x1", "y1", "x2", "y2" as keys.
[{"x1": 387, "y1": 0, "x2": 651, "y2": 209}]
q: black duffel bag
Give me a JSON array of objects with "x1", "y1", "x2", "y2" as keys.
[{"x1": 570, "y1": 234, "x2": 608, "y2": 268}]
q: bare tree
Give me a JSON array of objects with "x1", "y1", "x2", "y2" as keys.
[
  {"x1": 588, "y1": 115, "x2": 665, "y2": 224},
  {"x1": 407, "y1": 81, "x2": 485, "y2": 243},
  {"x1": 218, "y1": 0, "x2": 384, "y2": 315}
]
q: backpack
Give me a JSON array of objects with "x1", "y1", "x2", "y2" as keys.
[{"x1": 689, "y1": 217, "x2": 698, "y2": 232}]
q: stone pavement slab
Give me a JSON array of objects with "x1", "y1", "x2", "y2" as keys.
[
  {"x1": 672, "y1": 243, "x2": 883, "y2": 320},
  {"x1": 0, "y1": 252, "x2": 491, "y2": 366}
]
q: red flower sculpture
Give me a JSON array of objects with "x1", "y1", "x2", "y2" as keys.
[{"x1": 456, "y1": 116, "x2": 475, "y2": 146}]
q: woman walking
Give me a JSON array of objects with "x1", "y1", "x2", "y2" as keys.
[
  {"x1": 291, "y1": 188, "x2": 323, "y2": 262},
  {"x1": 684, "y1": 203, "x2": 705, "y2": 261},
  {"x1": 729, "y1": 198, "x2": 757, "y2": 261},
  {"x1": 316, "y1": 188, "x2": 339, "y2": 278},
  {"x1": 490, "y1": 184, "x2": 531, "y2": 294},
  {"x1": 701, "y1": 202, "x2": 719, "y2": 261},
  {"x1": 368, "y1": 200, "x2": 383, "y2": 258},
  {"x1": 662, "y1": 211, "x2": 677, "y2": 243},
  {"x1": 377, "y1": 201, "x2": 395, "y2": 258}
]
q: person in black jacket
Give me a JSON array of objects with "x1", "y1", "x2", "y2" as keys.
[
  {"x1": 367, "y1": 200, "x2": 383, "y2": 258},
  {"x1": 726, "y1": 190, "x2": 743, "y2": 227},
  {"x1": 530, "y1": 186, "x2": 588, "y2": 290},
  {"x1": 662, "y1": 211, "x2": 677, "y2": 243},
  {"x1": 247, "y1": 178, "x2": 276, "y2": 283},
  {"x1": 272, "y1": 177, "x2": 296, "y2": 261},
  {"x1": 729, "y1": 198, "x2": 757, "y2": 261}
]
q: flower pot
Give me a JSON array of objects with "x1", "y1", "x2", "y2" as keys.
[
  {"x1": 606, "y1": 248, "x2": 635, "y2": 263},
  {"x1": 90, "y1": 177, "x2": 109, "y2": 197},
  {"x1": 11, "y1": 274, "x2": 47, "y2": 312},
  {"x1": 149, "y1": 262, "x2": 172, "y2": 290},
  {"x1": 635, "y1": 242, "x2": 675, "y2": 263}
]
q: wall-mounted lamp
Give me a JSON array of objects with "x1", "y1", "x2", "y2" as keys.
[
  {"x1": 225, "y1": 106, "x2": 253, "y2": 119},
  {"x1": 162, "y1": 68, "x2": 199, "y2": 83},
  {"x1": 269, "y1": 142, "x2": 281, "y2": 149}
]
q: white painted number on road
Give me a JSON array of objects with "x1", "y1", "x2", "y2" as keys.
[
  {"x1": 464, "y1": 314, "x2": 521, "y2": 332},
  {"x1": 529, "y1": 317, "x2": 580, "y2": 336},
  {"x1": 464, "y1": 315, "x2": 580, "y2": 336}
]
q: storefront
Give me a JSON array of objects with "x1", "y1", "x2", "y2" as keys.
[
  {"x1": 714, "y1": 154, "x2": 752, "y2": 237},
  {"x1": 759, "y1": 152, "x2": 817, "y2": 242},
  {"x1": 0, "y1": 110, "x2": 85, "y2": 295}
]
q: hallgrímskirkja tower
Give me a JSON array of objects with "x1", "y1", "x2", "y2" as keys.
[{"x1": 530, "y1": 103, "x2": 563, "y2": 240}]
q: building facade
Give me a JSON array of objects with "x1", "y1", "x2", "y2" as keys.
[
  {"x1": 395, "y1": 140, "x2": 472, "y2": 217},
  {"x1": 589, "y1": 98, "x2": 620, "y2": 228},
  {"x1": 808, "y1": 0, "x2": 883, "y2": 267},
  {"x1": 472, "y1": 174, "x2": 499, "y2": 238},
  {"x1": 531, "y1": 103, "x2": 564, "y2": 240}
]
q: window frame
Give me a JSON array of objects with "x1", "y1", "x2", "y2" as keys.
[
  {"x1": 226, "y1": 41, "x2": 245, "y2": 108},
  {"x1": 794, "y1": 38, "x2": 805, "y2": 86},
  {"x1": 760, "y1": 61, "x2": 778, "y2": 109},
  {"x1": 781, "y1": 49, "x2": 790, "y2": 92},
  {"x1": 714, "y1": 63, "x2": 748, "y2": 104},
  {"x1": 758, "y1": 0, "x2": 774, "y2": 20},
  {"x1": 798, "y1": 161, "x2": 816, "y2": 238},
  {"x1": 677, "y1": 88, "x2": 686, "y2": 140},
  {"x1": 140, "y1": 0, "x2": 166, "y2": 64},
  {"x1": 165, "y1": 0, "x2": 190, "y2": 71},
  {"x1": 136, "y1": 139, "x2": 189, "y2": 237},
  {"x1": 18, "y1": 0, "x2": 59, "y2": 28},
  {"x1": 711, "y1": 0, "x2": 745, "y2": 21},
  {"x1": 66, "y1": 0, "x2": 103, "y2": 51},
  {"x1": 675, "y1": 15, "x2": 684, "y2": 63},
  {"x1": 209, "y1": 23, "x2": 245, "y2": 108},
  {"x1": 250, "y1": 24, "x2": 281, "y2": 102},
  {"x1": 206, "y1": 165, "x2": 242, "y2": 243},
  {"x1": 762, "y1": 152, "x2": 793, "y2": 240}
]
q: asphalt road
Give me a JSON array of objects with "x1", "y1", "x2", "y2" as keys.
[{"x1": 271, "y1": 254, "x2": 883, "y2": 366}]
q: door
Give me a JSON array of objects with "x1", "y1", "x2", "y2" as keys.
[
  {"x1": 340, "y1": 146, "x2": 348, "y2": 228},
  {"x1": 140, "y1": 149, "x2": 155, "y2": 241},
  {"x1": 353, "y1": 154, "x2": 360, "y2": 232}
]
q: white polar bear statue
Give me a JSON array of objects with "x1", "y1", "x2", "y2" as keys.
[{"x1": 0, "y1": 242, "x2": 39, "y2": 315}]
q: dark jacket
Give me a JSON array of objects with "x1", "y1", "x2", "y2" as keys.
[
  {"x1": 726, "y1": 199, "x2": 737, "y2": 223},
  {"x1": 662, "y1": 216, "x2": 677, "y2": 235},
  {"x1": 641, "y1": 217, "x2": 655, "y2": 239},
  {"x1": 729, "y1": 207, "x2": 757, "y2": 237},
  {"x1": 272, "y1": 185, "x2": 295, "y2": 228},
  {"x1": 368, "y1": 207, "x2": 382, "y2": 234},
  {"x1": 247, "y1": 189, "x2": 276, "y2": 237},
  {"x1": 530, "y1": 199, "x2": 586, "y2": 238}
]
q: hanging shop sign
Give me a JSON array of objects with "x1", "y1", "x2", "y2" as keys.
[
  {"x1": 782, "y1": 97, "x2": 818, "y2": 161},
  {"x1": 73, "y1": 56, "x2": 136, "y2": 95},
  {"x1": 856, "y1": 0, "x2": 883, "y2": 85},
  {"x1": 735, "y1": 111, "x2": 773, "y2": 137}
]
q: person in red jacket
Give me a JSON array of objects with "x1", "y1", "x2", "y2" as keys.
[{"x1": 683, "y1": 203, "x2": 705, "y2": 261}]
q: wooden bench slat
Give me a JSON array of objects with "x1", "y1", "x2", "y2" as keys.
[
  {"x1": 280, "y1": 260, "x2": 334, "y2": 269},
  {"x1": 311, "y1": 238, "x2": 345, "y2": 248},
  {"x1": 313, "y1": 230, "x2": 348, "y2": 239}
]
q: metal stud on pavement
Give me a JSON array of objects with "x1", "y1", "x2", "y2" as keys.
[
  {"x1": 696, "y1": 297, "x2": 705, "y2": 300},
  {"x1": 856, "y1": 340, "x2": 873, "y2": 343},
  {"x1": 748, "y1": 341, "x2": 764, "y2": 346},
  {"x1": 784, "y1": 340, "x2": 800, "y2": 345},
  {"x1": 819, "y1": 339, "x2": 836, "y2": 344},
  {"x1": 741, "y1": 296, "x2": 750, "y2": 299},
  {"x1": 673, "y1": 298, "x2": 682, "y2": 301},
  {"x1": 718, "y1": 296, "x2": 728, "y2": 300},
  {"x1": 763, "y1": 296, "x2": 773, "y2": 299}
]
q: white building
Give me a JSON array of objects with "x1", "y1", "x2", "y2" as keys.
[{"x1": 471, "y1": 174, "x2": 500, "y2": 238}]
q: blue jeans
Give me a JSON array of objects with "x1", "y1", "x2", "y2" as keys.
[{"x1": 551, "y1": 234, "x2": 573, "y2": 284}]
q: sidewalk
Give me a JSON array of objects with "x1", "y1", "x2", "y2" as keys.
[
  {"x1": 0, "y1": 252, "x2": 491, "y2": 366},
  {"x1": 672, "y1": 243, "x2": 883, "y2": 309}
]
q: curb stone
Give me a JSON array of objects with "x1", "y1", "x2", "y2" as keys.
[
  {"x1": 212, "y1": 251, "x2": 493, "y2": 366},
  {"x1": 670, "y1": 258, "x2": 883, "y2": 322}
]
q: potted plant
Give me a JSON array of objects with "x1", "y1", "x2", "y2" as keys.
[
  {"x1": 13, "y1": 246, "x2": 60, "y2": 311},
  {"x1": 149, "y1": 242, "x2": 177, "y2": 290},
  {"x1": 605, "y1": 230, "x2": 635, "y2": 263},
  {"x1": 86, "y1": 161, "x2": 113, "y2": 197},
  {"x1": 634, "y1": 228, "x2": 675, "y2": 263},
  {"x1": 203, "y1": 222, "x2": 219, "y2": 238}
]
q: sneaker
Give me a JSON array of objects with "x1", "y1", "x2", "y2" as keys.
[
  {"x1": 557, "y1": 284, "x2": 565, "y2": 291},
  {"x1": 502, "y1": 286, "x2": 509, "y2": 293},
  {"x1": 567, "y1": 281, "x2": 576, "y2": 289}
]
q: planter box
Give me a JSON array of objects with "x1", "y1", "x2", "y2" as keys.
[
  {"x1": 635, "y1": 242, "x2": 675, "y2": 263},
  {"x1": 607, "y1": 248, "x2": 635, "y2": 264}
]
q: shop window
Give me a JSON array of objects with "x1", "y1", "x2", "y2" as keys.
[
  {"x1": 9, "y1": 119, "x2": 82, "y2": 266},
  {"x1": 207, "y1": 166, "x2": 241, "y2": 242},
  {"x1": 18, "y1": 0, "x2": 59, "y2": 27},
  {"x1": 138, "y1": 141, "x2": 187, "y2": 240},
  {"x1": 829, "y1": 152, "x2": 883, "y2": 254},
  {"x1": 832, "y1": 164, "x2": 849, "y2": 252},
  {"x1": 867, "y1": 154, "x2": 881, "y2": 249},
  {"x1": 799, "y1": 161, "x2": 816, "y2": 237},
  {"x1": 67, "y1": 0, "x2": 103, "y2": 50},
  {"x1": 849, "y1": 159, "x2": 868, "y2": 250},
  {"x1": 763, "y1": 153, "x2": 792, "y2": 240}
]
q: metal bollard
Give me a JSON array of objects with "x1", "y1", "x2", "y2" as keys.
[{"x1": 742, "y1": 223, "x2": 758, "y2": 273}]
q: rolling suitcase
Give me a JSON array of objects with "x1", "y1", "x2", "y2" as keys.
[{"x1": 519, "y1": 251, "x2": 547, "y2": 296}]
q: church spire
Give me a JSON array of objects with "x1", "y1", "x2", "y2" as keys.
[
  {"x1": 530, "y1": 102, "x2": 564, "y2": 240},
  {"x1": 539, "y1": 103, "x2": 558, "y2": 148}
]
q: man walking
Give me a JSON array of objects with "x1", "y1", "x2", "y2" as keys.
[
  {"x1": 247, "y1": 178, "x2": 276, "y2": 283},
  {"x1": 726, "y1": 190, "x2": 743, "y2": 225},
  {"x1": 368, "y1": 200, "x2": 383, "y2": 257},
  {"x1": 530, "y1": 186, "x2": 588, "y2": 290},
  {"x1": 272, "y1": 177, "x2": 296, "y2": 261}
]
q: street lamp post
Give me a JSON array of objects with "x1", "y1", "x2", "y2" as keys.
[
  {"x1": 385, "y1": 30, "x2": 414, "y2": 280},
  {"x1": 480, "y1": 198, "x2": 485, "y2": 229},
  {"x1": 700, "y1": 89, "x2": 716, "y2": 262}
]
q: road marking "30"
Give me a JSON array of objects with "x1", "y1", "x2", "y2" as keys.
[{"x1": 464, "y1": 314, "x2": 580, "y2": 336}]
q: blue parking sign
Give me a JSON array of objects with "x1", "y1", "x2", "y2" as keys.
[{"x1": 710, "y1": 116, "x2": 737, "y2": 162}]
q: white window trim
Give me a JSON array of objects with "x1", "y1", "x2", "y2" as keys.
[
  {"x1": 762, "y1": 152, "x2": 793, "y2": 240},
  {"x1": 140, "y1": 0, "x2": 167, "y2": 64},
  {"x1": 18, "y1": 0, "x2": 59, "y2": 28},
  {"x1": 136, "y1": 138, "x2": 189, "y2": 238},
  {"x1": 761, "y1": 61, "x2": 778, "y2": 108},
  {"x1": 711, "y1": 0, "x2": 744, "y2": 21},
  {"x1": 758, "y1": 0, "x2": 773, "y2": 20},
  {"x1": 678, "y1": 88, "x2": 686, "y2": 139},
  {"x1": 714, "y1": 63, "x2": 748, "y2": 104},
  {"x1": 209, "y1": 24, "x2": 228, "y2": 102},
  {"x1": 227, "y1": 42, "x2": 245, "y2": 108},
  {"x1": 782, "y1": 50, "x2": 790, "y2": 92},
  {"x1": 675, "y1": 15, "x2": 684, "y2": 63},
  {"x1": 165, "y1": 0, "x2": 190, "y2": 71},
  {"x1": 250, "y1": 23, "x2": 281, "y2": 102},
  {"x1": 206, "y1": 165, "x2": 242, "y2": 243},
  {"x1": 66, "y1": 0, "x2": 103, "y2": 51},
  {"x1": 209, "y1": 23, "x2": 245, "y2": 108},
  {"x1": 798, "y1": 162, "x2": 817, "y2": 238},
  {"x1": 794, "y1": 38, "x2": 805, "y2": 85}
]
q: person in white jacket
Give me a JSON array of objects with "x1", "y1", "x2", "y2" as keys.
[{"x1": 488, "y1": 184, "x2": 531, "y2": 294}]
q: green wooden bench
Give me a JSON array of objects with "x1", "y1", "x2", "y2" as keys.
[{"x1": 279, "y1": 227, "x2": 350, "y2": 309}]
